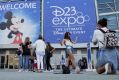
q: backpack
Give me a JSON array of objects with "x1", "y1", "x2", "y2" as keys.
[
  {"x1": 99, "y1": 29, "x2": 118, "y2": 48},
  {"x1": 62, "y1": 65, "x2": 70, "y2": 74}
]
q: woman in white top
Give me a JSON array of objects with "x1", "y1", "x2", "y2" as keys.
[
  {"x1": 61, "y1": 32, "x2": 76, "y2": 69},
  {"x1": 32, "y1": 35, "x2": 46, "y2": 72},
  {"x1": 92, "y1": 18, "x2": 119, "y2": 74}
]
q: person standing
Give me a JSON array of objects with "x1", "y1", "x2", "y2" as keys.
[
  {"x1": 92, "y1": 18, "x2": 119, "y2": 74},
  {"x1": 32, "y1": 35, "x2": 46, "y2": 72},
  {"x1": 61, "y1": 32, "x2": 76, "y2": 69},
  {"x1": 21, "y1": 37, "x2": 32, "y2": 72},
  {"x1": 45, "y1": 42, "x2": 55, "y2": 71},
  {"x1": 17, "y1": 43, "x2": 23, "y2": 72}
]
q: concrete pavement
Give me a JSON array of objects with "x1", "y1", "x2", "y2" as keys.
[{"x1": 0, "y1": 69, "x2": 119, "y2": 80}]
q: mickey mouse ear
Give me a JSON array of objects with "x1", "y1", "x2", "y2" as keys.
[
  {"x1": 4, "y1": 11, "x2": 13, "y2": 19},
  {"x1": 21, "y1": 19, "x2": 24, "y2": 23},
  {"x1": 0, "y1": 22, "x2": 7, "y2": 30}
]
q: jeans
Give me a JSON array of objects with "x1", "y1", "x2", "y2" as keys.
[
  {"x1": 43, "y1": 55, "x2": 47, "y2": 70},
  {"x1": 18, "y1": 54, "x2": 23, "y2": 69},
  {"x1": 22, "y1": 55, "x2": 30, "y2": 70},
  {"x1": 96, "y1": 48, "x2": 119, "y2": 71}
]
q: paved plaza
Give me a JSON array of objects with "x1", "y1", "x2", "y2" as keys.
[{"x1": 0, "y1": 69, "x2": 119, "y2": 80}]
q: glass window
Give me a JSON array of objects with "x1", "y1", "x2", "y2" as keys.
[
  {"x1": 97, "y1": 0, "x2": 113, "y2": 3},
  {"x1": 97, "y1": 0, "x2": 119, "y2": 40},
  {"x1": 116, "y1": 33, "x2": 119, "y2": 41},
  {"x1": 99, "y1": 14, "x2": 118, "y2": 30},
  {"x1": 97, "y1": 1, "x2": 115, "y2": 13},
  {"x1": 97, "y1": 0, "x2": 119, "y2": 13},
  {"x1": 115, "y1": 0, "x2": 119, "y2": 11},
  {"x1": 98, "y1": 8, "x2": 114, "y2": 13}
]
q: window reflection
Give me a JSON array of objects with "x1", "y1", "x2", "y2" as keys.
[
  {"x1": 97, "y1": 0, "x2": 119, "y2": 39},
  {"x1": 99, "y1": 14, "x2": 118, "y2": 30}
]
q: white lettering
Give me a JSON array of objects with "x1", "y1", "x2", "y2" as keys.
[
  {"x1": 51, "y1": 6, "x2": 90, "y2": 27},
  {"x1": 0, "y1": 2, "x2": 37, "y2": 10},
  {"x1": 52, "y1": 17, "x2": 60, "y2": 25}
]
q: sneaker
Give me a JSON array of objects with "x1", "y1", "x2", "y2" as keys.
[
  {"x1": 37, "y1": 69, "x2": 42, "y2": 73},
  {"x1": 25, "y1": 70, "x2": 29, "y2": 72},
  {"x1": 18, "y1": 69, "x2": 22, "y2": 72},
  {"x1": 75, "y1": 66, "x2": 80, "y2": 74},
  {"x1": 49, "y1": 70, "x2": 53, "y2": 72},
  {"x1": 105, "y1": 63, "x2": 112, "y2": 74},
  {"x1": 43, "y1": 70, "x2": 49, "y2": 73}
]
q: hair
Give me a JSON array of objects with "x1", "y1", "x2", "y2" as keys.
[
  {"x1": 98, "y1": 18, "x2": 107, "y2": 27},
  {"x1": 46, "y1": 42, "x2": 52, "y2": 49},
  {"x1": 64, "y1": 32, "x2": 71, "y2": 41},
  {"x1": 24, "y1": 37, "x2": 30, "y2": 44},
  {"x1": 38, "y1": 35, "x2": 45, "y2": 41},
  {"x1": 38, "y1": 35, "x2": 43, "y2": 39}
]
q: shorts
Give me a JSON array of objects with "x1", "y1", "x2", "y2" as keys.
[{"x1": 65, "y1": 45, "x2": 74, "y2": 55}]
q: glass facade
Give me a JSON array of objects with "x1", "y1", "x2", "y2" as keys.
[{"x1": 97, "y1": 0, "x2": 119, "y2": 39}]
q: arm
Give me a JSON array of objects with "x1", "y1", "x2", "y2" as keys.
[
  {"x1": 71, "y1": 41, "x2": 76, "y2": 44},
  {"x1": 50, "y1": 47, "x2": 55, "y2": 53},
  {"x1": 18, "y1": 44, "x2": 23, "y2": 53},
  {"x1": 28, "y1": 42, "x2": 32, "y2": 49},
  {"x1": 44, "y1": 42, "x2": 46, "y2": 50},
  {"x1": 29, "y1": 42, "x2": 33, "y2": 56},
  {"x1": 72, "y1": 36, "x2": 78, "y2": 44},
  {"x1": 92, "y1": 30, "x2": 98, "y2": 45},
  {"x1": 60, "y1": 39, "x2": 66, "y2": 46}
]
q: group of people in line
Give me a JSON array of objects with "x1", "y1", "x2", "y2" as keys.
[
  {"x1": 17, "y1": 18, "x2": 119, "y2": 74},
  {"x1": 18, "y1": 35, "x2": 55, "y2": 72},
  {"x1": 17, "y1": 32, "x2": 80, "y2": 73}
]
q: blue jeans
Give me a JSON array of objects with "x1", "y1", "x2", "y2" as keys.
[
  {"x1": 96, "y1": 48, "x2": 119, "y2": 71},
  {"x1": 18, "y1": 54, "x2": 23, "y2": 69},
  {"x1": 22, "y1": 55, "x2": 30, "y2": 70}
]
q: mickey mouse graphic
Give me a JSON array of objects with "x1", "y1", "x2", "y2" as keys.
[{"x1": 0, "y1": 11, "x2": 24, "y2": 44}]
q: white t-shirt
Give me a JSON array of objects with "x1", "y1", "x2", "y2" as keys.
[
  {"x1": 32, "y1": 39, "x2": 46, "y2": 53},
  {"x1": 92, "y1": 27, "x2": 109, "y2": 48}
]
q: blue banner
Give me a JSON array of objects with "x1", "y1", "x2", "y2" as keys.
[
  {"x1": 0, "y1": 1, "x2": 40, "y2": 44},
  {"x1": 44, "y1": 0, "x2": 96, "y2": 43}
]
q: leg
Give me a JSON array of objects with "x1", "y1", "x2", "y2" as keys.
[
  {"x1": 46, "y1": 56, "x2": 52, "y2": 70},
  {"x1": 36, "y1": 54, "x2": 40, "y2": 70},
  {"x1": 49, "y1": 57, "x2": 52, "y2": 70},
  {"x1": 18, "y1": 55, "x2": 23, "y2": 69},
  {"x1": 96, "y1": 66, "x2": 105, "y2": 74},
  {"x1": 66, "y1": 56, "x2": 70, "y2": 67},
  {"x1": 39, "y1": 55, "x2": 44, "y2": 70},
  {"x1": 22, "y1": 56, "x2": 26, "y2": 70},
  {"x1": 46, "y1": 56, "x2": 50, "y2": 70},
  {"x1": 96, "y1": 62, "x2": 114, "y2": 74},
  {"x1": 43, "y1": 55, "x2": 47, "y2": 70},
  {"x1": 68, "y1": 49, "x2": 76, "y2": 68},
  {"x1": 18, "y1": 55, "x2": 23, "y2": 72},
  {"x1": 8, "y1": 31, "x2": 13, "y2": 38},
  {"x1": 25, "y1": 56, "x2": 29, "y2": 70}
]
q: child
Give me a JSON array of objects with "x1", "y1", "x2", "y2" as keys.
[{"x1": 34, "y1": 58, "x2": 38, "y2": 72}]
